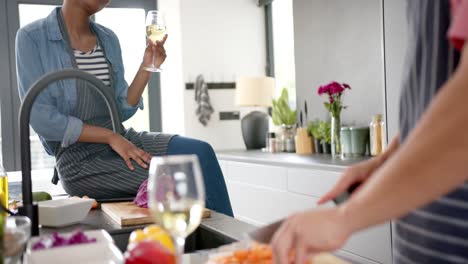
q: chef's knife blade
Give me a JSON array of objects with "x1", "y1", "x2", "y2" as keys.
[
  {"x1": 247, "y1": 219, "x2": 284, "y2": 244},
  {"x1": 247, "y1": 183, "x2": 361, "y2": 243}
]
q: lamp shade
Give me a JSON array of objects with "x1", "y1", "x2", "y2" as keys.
[{"x1": 235, "y1": 77, "x2": 275, "y2": 107}]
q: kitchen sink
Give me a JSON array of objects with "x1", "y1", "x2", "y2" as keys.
[{"x1": 111, "y1": 224, "x2": 236, "y2": 253}]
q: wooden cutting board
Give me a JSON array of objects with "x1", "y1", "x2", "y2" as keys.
[{"x1": 101, "y1": 201, "x2": 211, "y2": 226}]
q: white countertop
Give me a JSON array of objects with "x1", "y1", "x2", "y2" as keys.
[{"x1": 217, "y1": 150, "x2": 369, "y2": 172}]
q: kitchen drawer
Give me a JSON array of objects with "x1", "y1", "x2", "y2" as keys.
[
  {"x1": 287, "y1": 168, "x2": 341, "y2": 197},
  {"x1": 343, "y1": 224, "x2": 392, "y2": 264},
  {"x1": 227, "y1": 161, "x2": 288, "y2": 191},
  {"x1": 226, "y1": 181, "x2": 317, "y2": 225}
]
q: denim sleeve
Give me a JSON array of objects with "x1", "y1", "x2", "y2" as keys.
[
  {"x1": 111, "y1": 32, "x2": 144, "y2": 121},
  {"x1": 16, "y1": 29, "x2": 83, "y2": 147}
]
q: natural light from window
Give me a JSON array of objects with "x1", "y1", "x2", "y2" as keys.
[{"x1": 272, "y1": 0, "x2": 296, "y2": 107}]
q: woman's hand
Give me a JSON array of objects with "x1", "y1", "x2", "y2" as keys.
[
  {"x1": 142, "y1": 34, "x2": 168, "y2": 68},
  {"x1": 271, "y1": 208, "x2": 351, "y2": 264},
  {"x1": 108, "y1": 134, "x2": 152, "y2": 171},
  {"x1": 317, "y1": 157, "x2": 383, "y2": 205}
]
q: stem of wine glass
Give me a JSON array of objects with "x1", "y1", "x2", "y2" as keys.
[
  {"x1": 151, "y1": 44, "x2": 156, "y2": 68},
  {"x1": 174, "y1": 236, "x2": 185, "y2": 264}
]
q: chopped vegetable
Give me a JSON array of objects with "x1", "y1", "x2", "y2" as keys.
[
  {"x1": 32, "y1": 192, "x2": 52, "y2": 202},
  {"x1": 128, "y1": 225, "x2": 174, "y2": 253},
  {"x1": 32, "y1": 230, "x2": 97, "y2": 251},
  {"x1": 134, "y1": 179, "x2": 148, "y2": 208},
  {"x1": 211, "y1": 244, "x2": 309, "y2": 264}
]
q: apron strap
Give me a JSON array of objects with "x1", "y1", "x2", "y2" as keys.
[{"x1": 51, "y1": 167, "x2": 59, "y2": 185}]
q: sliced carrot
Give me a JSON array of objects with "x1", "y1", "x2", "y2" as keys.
[{"x1": 233, "y1": 249, "x2": 249, "y2": 261}]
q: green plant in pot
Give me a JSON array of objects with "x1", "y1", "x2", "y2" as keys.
[
  {"x1": 308, "y1": 120, "x2": 323, "y2": 154},
  {"x1": 318, "y1": 120, "x2": 332, "y2": 154},
  {"x1": 272, "y1": 88, "x2": 297, "y2": 152}
]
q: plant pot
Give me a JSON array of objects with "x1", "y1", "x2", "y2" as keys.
[
  {"x1": 322, "y1": 142, "x2": 331, "y2": 154},
  {"x1": 314, "y1": 139, "x2": 323, "y2": 154}
]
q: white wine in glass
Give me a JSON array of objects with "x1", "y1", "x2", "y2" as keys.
[
  {"x1": 144, "y1": 10, "x2": 166, "y2": 72},
  {"x1": 148, "y1": 155, "x2": 206, "y2": 262},
  {"x1": 146, "y1": 24, "x2": 167, "y2": 43}
]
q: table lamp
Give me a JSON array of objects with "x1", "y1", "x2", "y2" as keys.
[{"x1": 235, "y1": 77, "x2": 275, "y2": 149}]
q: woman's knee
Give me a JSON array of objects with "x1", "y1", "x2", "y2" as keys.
[{"x1": 168, "y1": 136, "x2": 216, "y2": 160}]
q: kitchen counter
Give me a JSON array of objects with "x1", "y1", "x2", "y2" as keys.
[
  {"x1": 37, "y1": 207, "x2": 256, "y2": 253},
  {"x1": 217, "y1": 150, "x2": 369, "y2": 172}
]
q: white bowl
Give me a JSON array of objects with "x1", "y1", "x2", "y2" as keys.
[
  {"x1": 26, "y1": 229, "x2": 113, "y2": 253},
  {"x1": 38, "y1": 198, "x2": 94, "y2": 227},
  {"x1": 24, "y1": 229, "x2": 123, "y2": 264},
  {"x1": 24, "y1": 242, "x2": 123, "y2": 264}
]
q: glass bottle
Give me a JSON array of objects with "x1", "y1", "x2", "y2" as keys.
[
  {"x1": 0, "y1": 165, "x2": 7, "y2": 214},
  {"x1": 280, "y1": 125, "x2": 295, "y2": 153},
  {"x1": 330, "y1": 115, "x2": 341, "y2": 158},
  {"x1": 267, "y1": 132, "x2": 277, "y2": 153},
  {"x1": 370, "y1": 114, "x2": 386, "y2": 156}
]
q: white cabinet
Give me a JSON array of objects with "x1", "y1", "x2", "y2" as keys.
[{"x1": 219, "y1": 159, "x2": 392, "y2": 264}]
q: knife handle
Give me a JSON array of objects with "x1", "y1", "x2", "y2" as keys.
[{"x1": 332, "y1": 182, "x2": 361, "y2": 205}]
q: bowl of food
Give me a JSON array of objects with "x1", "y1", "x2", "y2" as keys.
[
  {"x1": 207, "y1": 242, "x2": 350, "y2": 264},
  {"x1": 38, "y1": 197, "x2": 94, "y2": 227},
  {"x1": 24, "y1": 229, "x2": 123, "y2": 264}
]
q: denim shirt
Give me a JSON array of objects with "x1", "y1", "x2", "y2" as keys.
[{"x1": 15, "y1": 7, "x2": 143, "y2": 154}]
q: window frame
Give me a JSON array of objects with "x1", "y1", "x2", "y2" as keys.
[{"x1": 0, "y1": 0, "x2": 160, "y2": 171}]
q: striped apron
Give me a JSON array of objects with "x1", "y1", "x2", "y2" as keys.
[{"x1": 395, "y1": 1, "x2": 468, "y2": 263}]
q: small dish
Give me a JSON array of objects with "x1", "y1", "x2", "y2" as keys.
[
  {"x1": 38, "y1": 197, "x2": 94, "y2": 227},
  {"x1": 24, "y1": 242, "x2": 123, "y2": 264},
  {"x1": 24, "y1": 229, "x2": 123, "y2": 264},
  {"x1": 26, "y1": 229, "x2": 113, "y2": 253}
]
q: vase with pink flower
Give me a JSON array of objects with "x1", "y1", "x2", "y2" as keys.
[{"x1": 318, "y1": 81, "x2": 351, "y2": 158}]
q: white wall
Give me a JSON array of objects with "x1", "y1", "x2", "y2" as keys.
[
  {"x1": 293, "y1": 0, "x2": 385, "y2": 126},
  {"x1": 159, "y1": 0, "x2": 266, "y2": 150},
  {"x1": 158, "y1": 0, "x2": 186, "y2": 135},
  {"x1": 383, "y1": 0, "x2": 408, "y2": 139}
]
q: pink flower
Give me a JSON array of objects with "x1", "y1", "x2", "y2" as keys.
[
  {"x1": 328, "y1": 82, "x2": 344, "y2": 95},
  {"x1": 318, "y1": 85, "x2": 329, "y2": 95},
  {"x1": 343, "y1": 83, "x2": 351, "y2": 89}
]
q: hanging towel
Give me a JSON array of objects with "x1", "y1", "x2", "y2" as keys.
[{"x1": 194, "y1": 75, "x2": 214, "y2": 126}]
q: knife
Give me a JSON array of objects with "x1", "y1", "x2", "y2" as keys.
[
  {"x1": 304, "y1": 101, "x2": 308, "y2": 123},
  {"x1": 247, "y1": 183, "x2": 361, "y2": 244}
]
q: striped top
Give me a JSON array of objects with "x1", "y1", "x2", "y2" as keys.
[
  {"x1": 395, "y1": 1, "x2": 468, "y2": 263},
  {"x1": 74, "y1": 45, "x2": 110, "y2": 86}
]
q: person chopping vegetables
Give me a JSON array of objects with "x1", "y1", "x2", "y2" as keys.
[
  {"x1": 272, "y1": 1, "x2": 468, "y2": 263},
  {"x1": 15, "y1": 0, "x2": 233, "y2": 216}
]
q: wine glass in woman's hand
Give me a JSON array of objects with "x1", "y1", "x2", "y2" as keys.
[{"x1": 143, "y1": 10, "x2": 167, "y2": 72}]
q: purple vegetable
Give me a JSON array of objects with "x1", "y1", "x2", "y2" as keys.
[
  {"x1": 134, "y1": 179, "x2": 148, "y2": 208},
  {"x1": 32, "y1": 230, "x2": 97, "y2": 251}
]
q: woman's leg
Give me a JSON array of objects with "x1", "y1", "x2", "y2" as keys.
[{"x1": 167, "y1": 136, "x2": 234, "y2": 217}]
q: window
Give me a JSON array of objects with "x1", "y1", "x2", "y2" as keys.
[
  {"x1": 271, "y1": 0, "x2": 296, "y2": 106},
  {"x1": 0, "y1": 0, "x2": 158, "y2": 171},
  {"x1": 95, "y1": 8, "x2": 150, "y2": 132}
]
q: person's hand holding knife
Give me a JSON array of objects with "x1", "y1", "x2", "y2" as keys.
[{"x1": 271, "y1": 136, "x2": 400, "y2": 264}]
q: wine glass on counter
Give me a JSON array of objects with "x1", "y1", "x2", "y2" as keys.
[
  {"x1": 148, "y1": 155, "x2": 205, "y2": 262},
  {"x1": 144, "y1": 10, "x2": 167, "y2": 72}
]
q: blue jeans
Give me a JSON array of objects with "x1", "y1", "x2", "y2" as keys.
[{"x1": 167, "y1": 136, "x2": 234, "y2": 217}]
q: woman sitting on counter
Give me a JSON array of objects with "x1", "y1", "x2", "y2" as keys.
[{"x1": 15, "y1": 0, "x2": 233, "y2": 216}]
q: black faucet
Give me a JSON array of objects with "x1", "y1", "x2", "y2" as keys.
[{"x1": 18, "y1": 69, "x2": 123, "y2": 236}]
